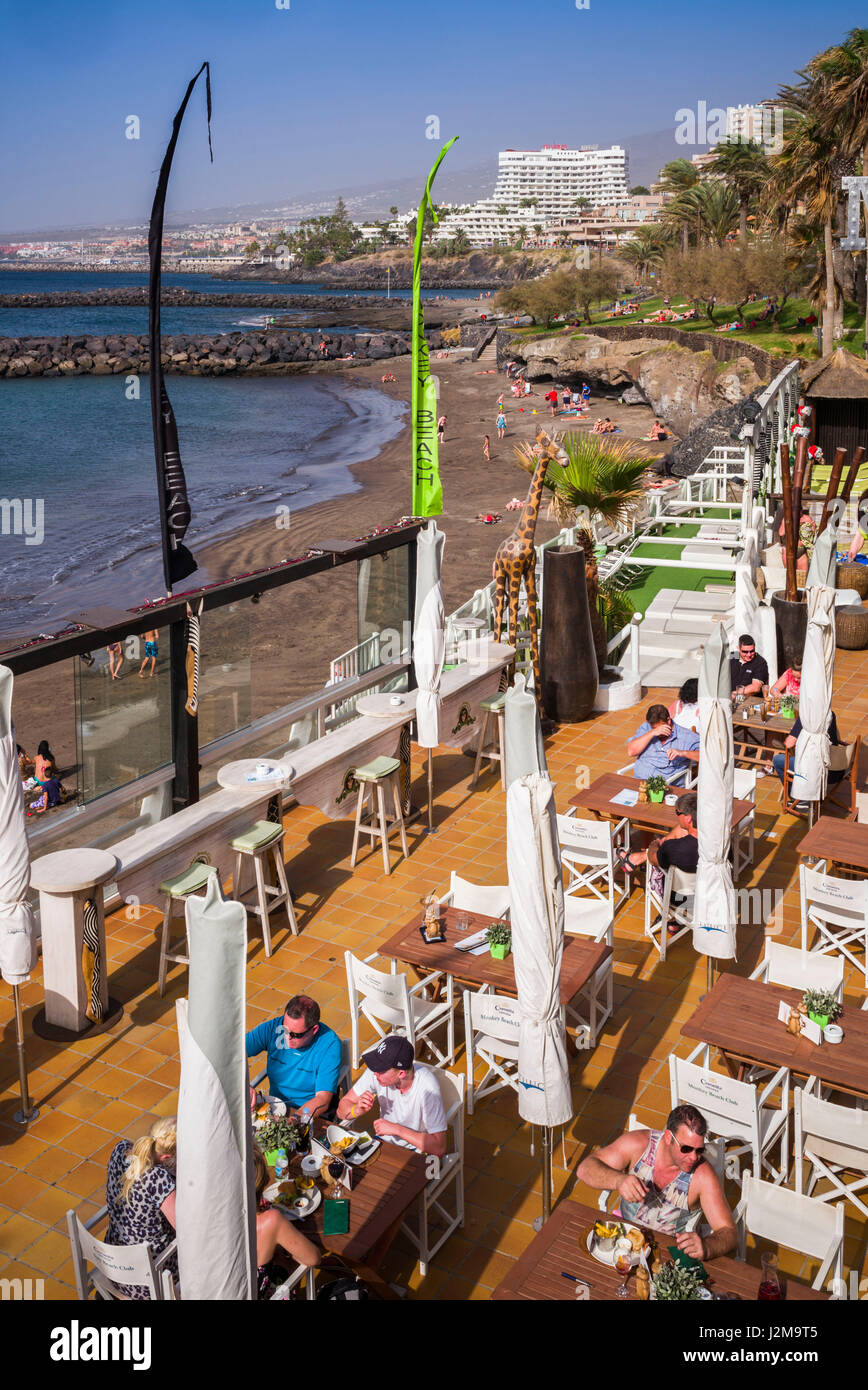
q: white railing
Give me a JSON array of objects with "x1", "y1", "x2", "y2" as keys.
[
  {"x1": 739, "y1": 360, "x2": 801, "y2": 499},
  {"x1": 330, "y1": 632, "x2": 382, "y2": 684}
]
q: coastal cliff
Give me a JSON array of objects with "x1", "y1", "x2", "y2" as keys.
[{"x1": 221, "y1": 248, "x2": 569, "y2": 289}]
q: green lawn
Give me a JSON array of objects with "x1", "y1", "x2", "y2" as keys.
[{"x1": 622, "y1": 534, "x2": 733, "y2": 614}]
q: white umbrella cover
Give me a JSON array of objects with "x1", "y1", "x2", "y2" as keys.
[
  {"x1": 0, "y1": 667, "x2": 37, "y2": 985},
  {"x1": 413, "y1": 522, "x2": 446, "y2": 748},
  {"x1": 505, "y1": 676, "x2": 571, "y2": 1128},
  {"x1": 732, "y1": 564, "x2": 758, "y2": 651},
  {"x1": 692, "y1": 625, "x2": 738, "y2": 961},
  {"x1": 793, "y1": 525, "x2": 837, "y2": 804},
  {"x1": 176, "y1": 876, "x2": 256, "y2": 1299}
]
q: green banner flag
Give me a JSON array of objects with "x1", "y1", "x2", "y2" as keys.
[{"x1": 412, "y1": 136, "x2": 458, "y2": 518}]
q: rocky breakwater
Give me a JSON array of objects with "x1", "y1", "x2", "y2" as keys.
[
  {"x1": 0, "y1": 328, "x2": 438, "y2": 378},
  {"x1": 504, "y1": 330, "x2": 768, "y2": 438}
]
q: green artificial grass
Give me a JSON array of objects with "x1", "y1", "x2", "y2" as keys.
[{"x1": 622, "y1": 563, "x2": 728, "y2": 615}]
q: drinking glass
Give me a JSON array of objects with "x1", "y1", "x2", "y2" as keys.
[
  {"x1": 757, "y1": 1252, "x2": 782, "y2": 1300},
  {"x1": 455, "y1": 913, "x2": 471, "y2": 934},
  {"x1": 614, "y1": 1250, "x2": 633, "y2": 1298}
]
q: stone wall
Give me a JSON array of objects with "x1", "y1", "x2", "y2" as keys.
[{"x1": 0, "y1": 328, "x2": 442, "y2": 378}]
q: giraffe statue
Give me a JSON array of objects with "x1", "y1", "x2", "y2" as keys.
[{"x1": 492, "y1": 430, "x2": 563, "y2": 708}]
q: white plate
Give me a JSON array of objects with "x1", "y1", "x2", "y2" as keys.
[
  {"x1": 265, "y1": 1183, "x2": 322, "y2": 1221},
  {"x1": 326, "y1": 1124, "x2": 366, "y2": 1156},
  {"x1": 252, "y1": 1096, "x2": 286, "y2": 1130},
  {"x1": 345, "y1": 1135, "x2": 380, "y2": 1165},
  {"x1": 586, "y1": 1224, "x2": 644, "y2": 1268}
]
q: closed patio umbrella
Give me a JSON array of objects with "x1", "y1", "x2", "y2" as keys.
[
  {"x1": 793, "y1": 524, "x2": 837, "y2": 810},
  {"x1": 176, "y1": 876, "x2": 256, "y2": 1299},
  {"x1": 692, "y1": 625, "x2": 738, "y2": 986},
  {"x1": 0, "y1": 666, "x2": 38, "y2": 1123},
  {"x1": 412, "y1": 521, "x2": 446, "y2": 830},
  {"x1": 733, "y1": 563, "x2": 758, "y2": 647},
  {"x1": 505, "y1": 674, "x2": 571, "y2": 1227}
]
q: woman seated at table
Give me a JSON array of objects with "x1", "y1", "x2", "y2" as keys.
[
  {"x1": 668, "y1": 678, "x2": 699, "y2": 733},
  {"x1": 105, "y1": 1117, "x2": 178, "y2": 1299},
  {"x1": 771, "y1": 661, "x2": 801, "y2": 699},
  {"x1": 253, "y1": 1146, "x2": 319, "y2": 1299},
  {"x1": 576, "y1": 1103, "x2": 737, "y2": 1260}
]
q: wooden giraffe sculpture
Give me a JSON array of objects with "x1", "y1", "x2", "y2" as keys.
[{"x1": 493, "y1": 430, "x2": 563, "y2": 707}]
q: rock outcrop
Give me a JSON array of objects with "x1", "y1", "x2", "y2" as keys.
[{"x1": 504, "y1": 330, "x2": 767, "y2": 437}]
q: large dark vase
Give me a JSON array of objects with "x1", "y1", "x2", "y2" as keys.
[
  {"x1": 771, "y1": 593, "x2": 808, "y2": 673},
  {"x1": 540, "y1": 546, "x2": 598, "y2": 720}
]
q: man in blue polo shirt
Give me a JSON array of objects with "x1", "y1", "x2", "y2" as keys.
[
  {"x1": 246, "y1": 994, "x2": 341, "y2": 1118},
  {"x1": 627, "y1": 703, "x2": 700, "y2": 781}
]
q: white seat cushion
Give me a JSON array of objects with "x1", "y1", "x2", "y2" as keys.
[{"x1": 563, "y1": 897, "x2": 613, "y2": 940}]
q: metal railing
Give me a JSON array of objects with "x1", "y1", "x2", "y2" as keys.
[{"x1": 739, "y1": 360, "x2": 801, "y2": 498}]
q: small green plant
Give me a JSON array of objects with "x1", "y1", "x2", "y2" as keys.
[
  {"x1": 652, "y1": 1262, "x2": 705, "y2": 1301},
  {"x1": 257, "y1": 1114, "x2": 305, "y2": 1153},
  {"x1": 802, "y1": 988, "x2": 842, "y2": 1024},
  {"x1": 646, "y1": 775, "x2": 668, "y2": 797},
  {"x1": 780, "y1": 695, "x2": 797, "y2": 718},
  {"x1": 486, "y1": 921, "x2": 512, "y2": 948}
]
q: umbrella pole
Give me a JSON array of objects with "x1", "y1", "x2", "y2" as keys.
[
  {"x1": 533, "y1": 1127, "x2": 553, "y2": 1231},
  {"x1": 706, "y1": 956, "x2": 715, "y2": 994},
  {"x1": 12, "y1": 985, "x2": 38, "y2": 1125},
  {"x1": 427, "y1": 749, "x2": 434, "y2": 832}
]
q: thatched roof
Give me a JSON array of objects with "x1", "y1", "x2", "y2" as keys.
[{"x1": 801, "y1": 348, "x2": 868, "y2": 399}]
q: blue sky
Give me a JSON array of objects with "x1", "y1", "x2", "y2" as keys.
[{"x1": 1, "y1": 0, "x2": 865, "y2": 230}]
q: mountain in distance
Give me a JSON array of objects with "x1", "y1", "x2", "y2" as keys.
[{"x1": 622, "y1": 127, "x2": 699, "y2": 189}]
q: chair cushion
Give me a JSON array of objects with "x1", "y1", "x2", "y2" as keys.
[
  {"x1": 481, "y1": 693, "x2": 506, "y2": 712},
  {"x1": 231, "y1": 820, "x2": 284, "y2": 853},
  {"x1": 355, "y1": 755, "x2": 401, "y2": 781},
  {"x1": 160, "y1": 862, "x2": 218, "y2": 898}
]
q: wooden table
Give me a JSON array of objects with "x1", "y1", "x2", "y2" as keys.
[
  {"x1": 681, "y1": 972, "x2": 868, "y2": 1101},
  {"x1": 732, "y1": 708, "x2": 795, "y2": 771},
  {"x1": 569, "y1": 774, "x2": 754, "y2": 838},
  {"x1": 285, "y1": 1138, "x2": 428, "y2": 1299},
  {"x1": 379, "y1": 905, "x2": 610, "y2": 1007},
  {"x1": 797, "y1": 816, "x2": 868, "y2": 874},
  {"x1": 491, "y1": 1199, "x2": 827, "y2": 1300}
]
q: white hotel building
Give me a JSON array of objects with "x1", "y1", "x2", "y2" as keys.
[{"x1": 434, "y1": 144, "x2": 629, "y2": 246}]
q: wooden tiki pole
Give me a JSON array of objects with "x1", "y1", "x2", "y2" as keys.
[{"x1": 817, "y1": 447, "x2": 848, "y2": 537}]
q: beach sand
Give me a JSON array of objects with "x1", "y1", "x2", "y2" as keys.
[{"x1": 12, "y1": 351, "x2": 669, "y2": 802}]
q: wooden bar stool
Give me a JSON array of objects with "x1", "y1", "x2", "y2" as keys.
[
  {"x1": 231, "y1": 820, "x2": 296, "y2": 956},
  {"x1": 157, "y1": 861, "x2": 219, "y2": 996},
  {"x1": 470, "y1": 693, "x2": 506, "y2": 790},
  {"x1": 350, "y1": 756, "x2": 409, "y2": 876}
]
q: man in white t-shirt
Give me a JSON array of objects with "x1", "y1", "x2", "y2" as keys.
[{"x1": 336, "y1": 1035, "x2": 447, "y2": 1157}]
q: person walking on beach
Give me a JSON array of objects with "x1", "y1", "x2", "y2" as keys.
[
  {"x1": 139, "y1": 630, "x2": 159, "y2": 679},
  {"x1": 107, "y1": 641, "x2": 124, "y2": 680},
  {"x1": 497, "y1": 393, "x2": 504, "y2": 413},
  {"x1": 483, "y1": 435, "x2": 491, "y2": 461},
  {"x1": 496, "y1": 411, "x2": 506, "y2": 441},
  {"x1": 437, "y1": 414, "x2": 447, "y2": 444}
]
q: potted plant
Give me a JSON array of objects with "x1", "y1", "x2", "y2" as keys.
[
  {"x1": 780, "y1": 695, "x2": 797, "y2": 721},
  {"x1": 646, "y1": 774, "x2": 668, "y2": 803},
  {"x1": 802, "y1": 988, "x2": 842, "y2": 1032},
  {"x1": 486, "y1": 920, "x2": 512, "y2": 960},
  {"x1": 650, "y1": 1262, "x2": 705, "y2": 1301},
  {"x1": 258, "y1": 1113, "x2": 306, "y2": 1166}
]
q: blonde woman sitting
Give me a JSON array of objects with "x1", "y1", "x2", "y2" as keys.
[{"x1": 105, "y1": 1117, "x2": 178, "y2": 1299}]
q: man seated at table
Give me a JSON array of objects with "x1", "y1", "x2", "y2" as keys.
[
  {"x1": 246, "y1": 994, "x2": 342, "y2": 1119},
  {"x1": 616, "y1": 792, "x2": 698, "y2": 886},
  {"x1": 772, "y1": 709, "x2": 845, "y2": 811},
  {"x1": 730, "y1": 634, "x2": 769, "y2": 698},
  {"x1": 575, "y1": 1103, "x2": 736, "y2": 1259},
  {"x1": 626, "y1": 703, "x2": 699, "y2": 781},
  {"x1": 336, "y1": 1035, "x2": 447, "y2": 1158}
]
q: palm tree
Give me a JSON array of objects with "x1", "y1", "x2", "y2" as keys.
[
  {"x1": 671, "y1": 181, "x2": 739, "y2": 247},
  {"x1": 618, "y1": 224, "x2": 671, "y2": 283},
  {"x1": 708, "y1": 139, "x2": 768, "y2": 241},
  {"x1": 657, "y1": 159, "x2": 699, "y2": 251},
  {"x1": 513, "y1": 433, "x2": 652, "y2": 663},
  {"x1": 808, "y1": 29, "x2": 868, "y2": 353}
]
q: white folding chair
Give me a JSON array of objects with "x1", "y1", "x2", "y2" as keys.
[
  {"x1": 644, "y1": 865, "x2": 696, "y2": 962},
  {"x1": 795, "y1": 1081, "x2": 868, "y2": 1221},
  {"x1": 749, "y1": 940, "x2": 844, "y2": 997},
  {"x1": 441, "y1": 872, "x2": 510, "y2": 919},
  {"x1": 463, "y1": 990, "x2": 521, "y2": 1115},
  {"x1": 344, "y1": 951, "x2": 454, "y2": 1069},
  {"x1": 733, "y1": 1169, "x2": 844, "y2": 1292},
  {"x1": 66, "y1": 1205, "x2": 176, "y2": 1301},
  {"x1": 800, "y1": 864, "x2": 868, "y2": 987},
  {"x1": 400, "y1": 1069, "x2": 465, "y2": 1276},
  {"x1": 562, "y1": 893, "x2": 614, "y2": 1048},
  {"x1": 557, "y1": 811, "x2": 629, "y2": 915},
  {"x1": 669, "y1": 1045, "x2": 789, "y2": 1185},
  {"x1": 731, "y1": 768, "x2": 757, "y2": 879},
  {"x1": 268, "y1": 1264, "x2": 317, "y2": 1301}
]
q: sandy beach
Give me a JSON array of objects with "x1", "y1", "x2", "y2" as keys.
[{"x1": 12, "y1": 349, "x2": 668, "y2": 790}]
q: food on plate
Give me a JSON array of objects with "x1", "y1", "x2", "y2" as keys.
[
  {"x1": 255, "y1": 1103, "x2": 270, "y2": 1122},
  {"x1": 296, "y1": 1177, "x2": 315, "y2": 1192},
  {"x1": 626, "y1": 1227, "x2": 646, "y2": 1253},
  {"x1": 330, "y1": 1134, "x2": 358, "y2": 1154},
  {"x1": 593, "y1": 1220, "x2": 619, "y2": 1239}
]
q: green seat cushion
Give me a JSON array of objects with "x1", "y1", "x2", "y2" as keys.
[
  {"x1": 231, "y1": 820, "x2": 284, "y2": 853},
  {"x1": 355, "y1": 755, "x2": 401, "y2": 781},
  {"x1": 481, "y1": 693, "x2": 506, "y2": 712},
  {"x1": 160, "y1": 861, "x2": 218, "y2": 898}
]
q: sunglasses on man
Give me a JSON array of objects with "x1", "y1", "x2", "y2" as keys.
[
  {"x1": 285, "y1": 1022, "x2": 315, "y2": 1039},
  {"x1": 668, "y1": 1131, "x2": 705, "y2": 1156}
]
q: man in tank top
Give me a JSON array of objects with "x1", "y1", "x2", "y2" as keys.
[{"x1": 575, "y1": 1104, "x2": 736, "y2": 1260}]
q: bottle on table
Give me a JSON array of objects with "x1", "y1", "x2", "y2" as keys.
[{"x1": 298, "y1": 1106, "x2": 313, "y2": 1154}]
